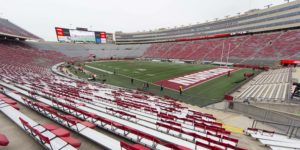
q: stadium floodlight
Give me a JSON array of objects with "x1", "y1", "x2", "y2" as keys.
[
  {"x1": 284, "y1": 0, "x2": 290, "y2": 3},
  {"x1": 237, "y1": 12, "x2": 241, "y2": 15}
]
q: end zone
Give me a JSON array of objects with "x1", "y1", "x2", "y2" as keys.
[{"x1": 154, "y1": 67, "x2": 237, "y2": 90}]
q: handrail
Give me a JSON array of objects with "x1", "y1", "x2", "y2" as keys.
[{"x1": 251, "y1": 119, "x2": 300, "y2": 138}]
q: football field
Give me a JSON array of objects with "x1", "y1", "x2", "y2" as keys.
[
  {"x1": 76, "y1": 60, "x2": 255, "y2": 106},
  {"x1": 87, "y1": 60, "x2": 214, "y2": 82}
]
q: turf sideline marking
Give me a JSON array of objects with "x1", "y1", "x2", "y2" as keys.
[
  {"x1": 86, "y1": 65, "x2": 150, "y2": 83},
  {"x1": 86, "y1": 65, "x2": 113, "y2": 74}
]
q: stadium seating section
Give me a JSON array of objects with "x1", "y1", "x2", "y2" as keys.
[
  {"x1": 27, "y1": 42, "x2": 150, "y2": 60},
  {"x1": 22, "y1": 29, "x2": 300, "y2": 66},
  {"x1": 143, "y1": 30, "x2": 300, "y2": 64},
  {"x1": 0, "y1": 40, "x2": 248, "y2": 150},
  {"x1": 0, "y1": 18, "x2": 39, "y2": 39}
]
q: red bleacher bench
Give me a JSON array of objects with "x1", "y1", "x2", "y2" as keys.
[
  {"x1": 246, "y1": 128, "x2": 258, "y2": 134},
  {"x1": 196, "y1": 141, "x2": 223, "y2": 150},
  {"x1": 51, "y1": 128, "x2": 71, "y2": 137},
  {"x1": 10, "y1": 104, "x2": 20, "y2": 110},
  {"x1": 222, "y1": 136, "x2": 238, "y2": 145},
  {"x1": 164, "y1": 143, "x2": 192, "y2": 150},
  {"x1": 246, "y1": 128, "x2": 274, "y2": 136},
  {"x1": 0, "y1": 134, "x2": 9, "y2": 146},
  {"x1": 19, "y1": 117, "x2": 81, "y2": 149},
  {"x1": 262, "y1": 129, "x2": 275, "y2": 135},
  {"x1": 0, "y1": 95, "x2": 19, "y2": 110},
  {"x1": 80, "y1": 121, "x2": 96, "y2": 129},
  {"x1": 120, "y1": 141, "x2": 150, "y2": 150},
  {"x1": 1, "y1": 97, "x2": 17, "y2": 105},
  {"x1": 42, "y1": 123, "x2": 59, "y2": 131}
]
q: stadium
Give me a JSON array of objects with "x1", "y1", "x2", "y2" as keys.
[{"x1": 0, "y1": 0, "x2": 300, "y2": 150}]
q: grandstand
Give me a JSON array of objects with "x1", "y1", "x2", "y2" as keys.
[
  {"x1": 0, "y1": 39, "x2": 252, "y2": 150},
  {"x1": 0, "y1": 17, "x2": 40, "y2": 40},
  {"x1": 116, "y1": 0, "x2": 300, "y2": 44},
  {"x1": 27, "y1": 42, "x2": 150, "y2": 59},
  {"x1": 143, "y1": 29, "x2": 300, "y2": 65},
  {"x1": 27, "y1": 29, "x2": 300, "y2": 66},
  {"x1": 1, "y1": 1, "x2": 300, "y2": 150}
]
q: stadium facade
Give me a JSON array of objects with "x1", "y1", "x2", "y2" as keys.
[{"x1": 115, "y1": 0, "x2": 300, "y2": 44}]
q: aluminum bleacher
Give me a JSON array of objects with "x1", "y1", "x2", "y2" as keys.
[
  {"x1": 1, "y1": 87, "x2": 141, "y2": 150},
  {"x1": 245, "y1": 128, "x2": 300, "y2": 150},
  {"x1": 0, "y1": 81, "x2": 222, "y2": 150},
  {"x1": 0, "y1": 99, "x2": 79, "y2": 150},
  {"x1": 236, "y1": 68, "x2": 292, "y2": 102}
]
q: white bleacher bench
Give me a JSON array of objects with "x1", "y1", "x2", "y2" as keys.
[
  {"x1": 245, "y1": 128, "x2": 300, "y2": 150},
  {"x1": 0, "y1": 105, "x2": 78, "y2": 150}
]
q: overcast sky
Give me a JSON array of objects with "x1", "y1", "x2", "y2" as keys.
[{"x1": 0, "y1": 0, "x2": 288, "y2": 41}]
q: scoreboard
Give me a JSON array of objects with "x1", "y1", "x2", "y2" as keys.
[
  {"x1": 55, "y1": 27, "x2": 113, "y2": 44},
  {"x1": 55, "y1": 27, "x2": 71, "y2": 42},
  {"x1": 95, "y1": 32, "x2": 107, "y2": 44},
  {"x1": 70, "y1": 30, "x2": 95, "y2": 43}
]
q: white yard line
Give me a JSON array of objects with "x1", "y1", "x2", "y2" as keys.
[{"x1": 86, "y1": 65, "x2": 113, "y2": 74}]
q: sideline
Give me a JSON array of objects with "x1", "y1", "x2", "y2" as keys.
[{"x1": 86, "y1": 65, "x2": 114, "y2": 74}]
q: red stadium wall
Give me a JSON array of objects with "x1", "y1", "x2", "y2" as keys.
[
  {"x1": 175, "y1": 33, "x2": 232, "y2": 41},
  {"x1": 280, "y1": 60, "x2": 300, "y2": 65}
]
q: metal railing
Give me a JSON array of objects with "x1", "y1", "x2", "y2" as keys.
[
  {"x1": 251, "y1": 119, "x2": 300, "y2": 138},
  {"x1": 232, "y1": 102, "x2": 300, "y2": 138}
]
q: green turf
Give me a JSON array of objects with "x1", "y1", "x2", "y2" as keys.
[
  {"x1": 87, "y1": 60, "x2": 214, "y2": 82},
  {"x1": 70, "y1": 60, "x2": 257, "y2": 106}
]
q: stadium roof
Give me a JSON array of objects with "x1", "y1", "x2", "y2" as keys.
[{"x1": 0, "y1": 17, "x2": 41, "y2": 40}]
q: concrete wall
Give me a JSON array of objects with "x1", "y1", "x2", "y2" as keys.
[{"x1": 252, "y1": 103, "x2": 300, "y2": 115}]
